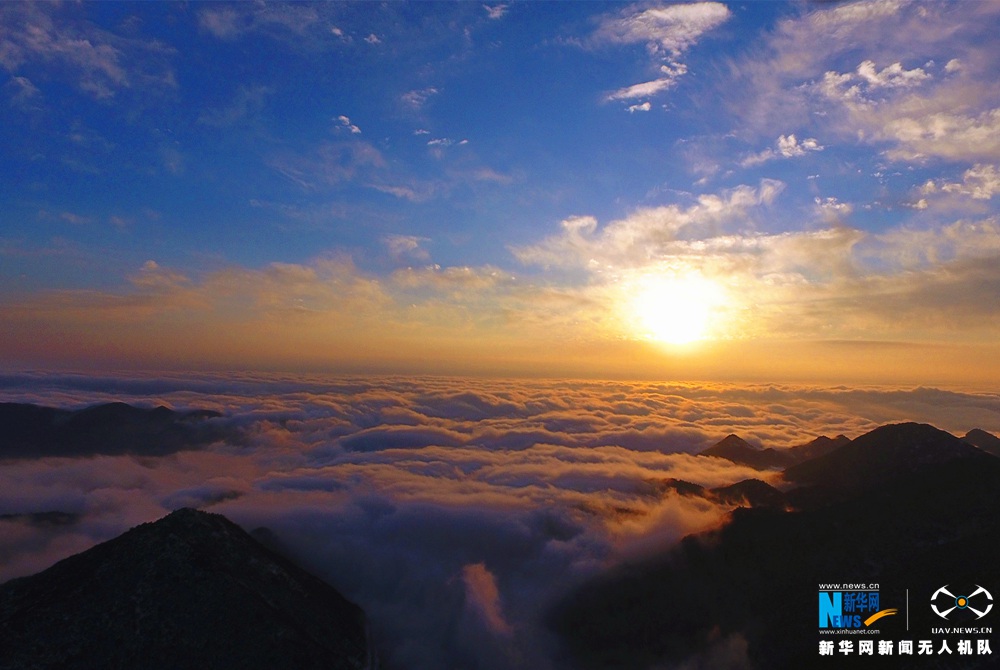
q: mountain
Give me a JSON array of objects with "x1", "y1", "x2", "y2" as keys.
[
  {"x1": 963, "y1": 428, "x2": 1000, "y2": 457},
  {"x1": 709, "y1": 478, "x2": 785, "y2": 508},
  {"x1": 550, "y1": 422, "x2": 1000, "y2": 669},
  {"x1": 0, "y1": 508, "x2": 376, "y2": 670},
  {"x1": 783, "y1": 422, "x2": 988, "y2": 490},
  {"x1": 0, "y1": 401, "x2": 229, "y2": 458},
  {"x1": 698, "y1": 433, "x2": 791, "y2": 469},
  {"x1": 786, "y1": 433, "x2": 850, "y2": 463}
]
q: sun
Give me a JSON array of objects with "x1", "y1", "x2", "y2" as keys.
[{"x1": 628, "y1": 273, "x2": 726, "y2": 345}]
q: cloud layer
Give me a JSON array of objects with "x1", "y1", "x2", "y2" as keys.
[{"x1": 2, "y1": 373, "x2": 999, "y2": 668}]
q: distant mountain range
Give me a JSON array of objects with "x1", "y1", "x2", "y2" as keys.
[
  {"x1": 552, "y1": 422, "x2": 1000, "y2": 669},
  {"x1": 697, "y1": 432, "x2": 851, "y2": 469},
  {"x1": 0, "y1": 401, "x2": 232, "y2": 458},
  {"x1": 0, "y1": 508, "x2": 377, "y2": 670}
]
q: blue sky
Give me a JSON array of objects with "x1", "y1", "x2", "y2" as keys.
[{"x1": 2, "y1": 1, "x2": 1000, "y2": 384}]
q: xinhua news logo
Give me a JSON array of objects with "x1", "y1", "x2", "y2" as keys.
[{"x1": 819, "y1": 586, "x2": 897, "y2": 629}]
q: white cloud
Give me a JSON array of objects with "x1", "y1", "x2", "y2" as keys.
[
  {"x1": 483, "y1": 4, "x2": 508, "y2": 21},
  {"x1": 942, "y1": 164, "x2": 1000, "y2": 200},
  {"x1": 741, "y1": 134, "x2": 824, "y2": 166},
  {"x1": 402, "y1": 87, "x2": 439, "y2": 110},
  {"x1": 336, "y1": 114, "x2": 362, "y2": 134},
  {"x1": 725, "y1": 0, "x2": 1000, "y2": 165},
  {"x1": 594, "y1": 2, "x2": 731, "y2": 57},
  {"x1": 607, "y1": 78, "x2": 675, "y2": 102},
  {"x1": 593, "y1": 2, "x2": 729, "y2": 107},
  {"x1": 513, "y1": 181, "x2": 785, "y2": 270},
  {"x1": 365, "y1": 33, "x2": 381, "y2": 45},
  {"x1": 855, "y1": 60, "x2": 930, "y2": 89},
  {"x1": 917, "y1": 164, "x2": 1000, "y2": 204},
  {"x1": 628, "y1": 102, "x2": 652, "y2": 113},
  {"x1": 880, "y1": 109, "x2": 1000, "y2": 162},
  {"x1": 384, "y1": 234, "x2": 431, "y2": 262}
]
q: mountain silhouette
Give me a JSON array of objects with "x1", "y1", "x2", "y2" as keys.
[
  {"x1": 0, "y1": 508, "x2": 376, "y2": 670},
  {"x1": 709, "y1": 478, "x2": 785, "y2": 508},
  {"x1": 698, "y1": 433, "x2": 791, "y2": 469},
  {"x1": 786, "y1": 433, "x2": 850, "y2": 462},
  {"x1": 0, "y1": 402, "x2": 230, "y2": 458},
  {"x1": 964, "y1": 428, "x2": 1000, "y2": 457},
  {"x1": 551, "y1": 422, "x2": 1000, "y2": 669},
  {"x1": 784, "y1": 422, "x2": 988, "y2": 490}
]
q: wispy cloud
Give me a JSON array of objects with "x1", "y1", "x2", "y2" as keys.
[
  {"x1": 593, "y1": 2, "x2": 730, "y2": 107},
  {"x1": 402, "y1": 87, "x2": 439, "y2": 110},
  {"x1": 0, "y1": 3, "x2": 176, "y2": 100}
]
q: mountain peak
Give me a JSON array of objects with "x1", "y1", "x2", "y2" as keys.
[
  {"x1": 784, "y1": 421, "x2": 990, "y2": 489},
  {"x1": 963, "y1": 428, "x2": 1000, "y2": 457},
  {"x1": 0, "y1": 508, "x2": 375, "y2": 670},
  {"x1": 699, "y1": 434, "x2": 791, "y2": 469}
]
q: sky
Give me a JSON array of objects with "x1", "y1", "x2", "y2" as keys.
[
  {"x1": 2, "y1": 0, "x2": 1000, "y2": 386},
  {"x1": 3, "y1": 371, "x2": 1000, "y2": 668}
]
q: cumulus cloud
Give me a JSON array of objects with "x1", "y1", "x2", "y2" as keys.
[
  {"x1": 513, "y1": 180, "x2": 785, "y2": 270},
  {"x1": 741, "y1": 134, "x2": 824, "y2": 166},
  {"x1": 724, "y1": 0, "x2": 1000, "y2": 165},
  {"x1": 335, "y1": 114, "x2": 361, "y2": 134}
]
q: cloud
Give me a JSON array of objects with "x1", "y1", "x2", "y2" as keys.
[
  {"x1": 607, "y1": 77, "x2": 676, "y2": 102},
  {"x1": 5, "y1": 75, "x2": 41, "y2": 109},
  {"x1": 725, "y1": 0, "x2": 1000, "y2": 164},
  {"x1": 335, "y1": 114, "x2": 362, "y2": 134},
  {"x1": 483, "y1": 4, "x2": 508, "y2": 21},
  {"x1": 401, "y1": 87, "x2": 439, "y2": 110},
  {"x1": 0, "y1": 3, "x2": 176, "y2": 100},
  {"x1": 741, "y1": 134, "x2": 824, "y2": 166},
  {"x1": 593, "y1": 2, "x2": 730, "y2": 107},
  {"x1": 879, "y1": 109, "x2": 1000, "y2": 162},
  {"x1": 512, "y1": 180, "x2": 785, "y2": 270},
  {"x1": 593, "y1": 2, "x2": 731, "y2": 57},
  {"x1": 270, "y1": 140, "x2": 385, "y2": 189},
  {"x1": 941, "y1": 164, "x2": 1000, "y2": 200},
  {"x1": 461, "y1": 563, "x2": 513, "y2": 635},
  {"x1": 627, "y1": 102, "x2": 652, "y2": 113},
  {"x1": 197, "y1": 85, "x2": 272, "y2": 127},
  {"x1": 384, "y1": 234, "x2": 431, "y2": 262},
  {"x1": 198, "y1": 4, "x2": 323, "y2": 43}
]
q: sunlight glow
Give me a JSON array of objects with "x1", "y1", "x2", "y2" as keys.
[{"x1": 628, "y1": 273, "x2": 727, "y2": 345}]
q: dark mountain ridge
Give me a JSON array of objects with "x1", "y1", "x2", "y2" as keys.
[
  {"x1": 551, "y1": 422, "x2": 1000, "y2": 670},
  {"x1": 0, "y1": 401, "x2": 229, "y2": 458},
  {"x1": 0, "y1": 508, "x2": 376, "y2": 670}
]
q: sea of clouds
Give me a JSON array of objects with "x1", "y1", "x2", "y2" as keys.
[{"x1": 1, "y1": 372, "x2": 998, "y2": 669}]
